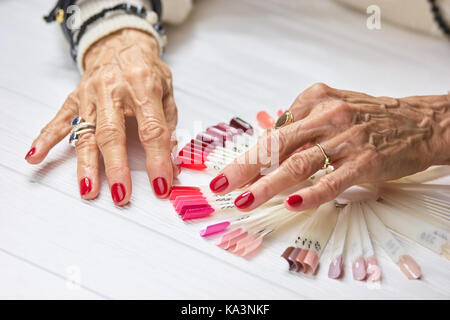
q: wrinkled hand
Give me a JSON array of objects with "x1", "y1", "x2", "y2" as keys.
[
  {"x1": 25, "y1": 29, "x2": 179, "y2": 205},
  {"x1": 210, "y1": 83, "x2": 450, "y2": 211}
]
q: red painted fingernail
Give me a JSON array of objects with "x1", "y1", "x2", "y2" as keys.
[
  {"x1": 209, "y1": 174, "x2": 229, "y2": 193},
  {"x1": 79, "y1": 177, "x2": 92, "y2": 196},
  {"x1": 111, "y1": 183, "x2": 126, "y2": 204},
  {"x1": 287, "y1": 194, "x2": 303, "y2": 207},
  {"x1": 25, "y1": 147, "x2": 36, "y2": 160},
  {"x1": 152, "y1": 177, "x2": 168, "y2": 196},
  {"x1": 234, "y1": 191, "x2": 255, "y2": 209}
]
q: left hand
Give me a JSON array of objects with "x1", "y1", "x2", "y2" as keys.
[{"x1": 209, "y1": 83, "x2": 450, "y2": 211}]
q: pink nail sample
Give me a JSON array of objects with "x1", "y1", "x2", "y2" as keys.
[
  {"x1": 216, "y1": 228, "x2": 243, "y2": 248},
  {"x1": 182, "y1": 207, "x2": 215, "y2": 220},
  {"x1": 366, "y1": 256, "x2": 381, "y2": 282},
  {"x1": 328, "y1": 255, "x2": 343, "y2": 279},
  {"x1": 200, "y1": 221, "x2": 231, "y2": 237},
  {"x1": 352, "y1": 256, "x2": 367, "y2": 281},
  {"x1": 224, "y1": 232, "x2": 249, "y2": 250}
]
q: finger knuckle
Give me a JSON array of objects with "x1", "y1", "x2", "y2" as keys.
[
  {"x1": 318, "y1": 176, "x2": 341, "y2": 197},
  {"x1": 282, "y1": 153, "x2": 311, "y2": 178},
  {"x1": 231, "y1": 160, "x2": 250, "y2": 178},
  {"x1": 95, "y1": 124, "x2": 125, "y2": 149},
  {"x1": 138, "y1": 118, "x2": 168, "y2": 144},
  {"x1": 75, "y1": 133, "x2": 96, "y2": 151},
  {"x1": 126, "y1": 66, "x2": 146, "y2": 80},
  {"x1": 256, "y1": 178, "x2": 272, "y2": 198},
  {"x1": 308, "y1": 82, "x2": 331, "y2": 97}
]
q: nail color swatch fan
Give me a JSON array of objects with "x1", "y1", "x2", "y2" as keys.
[{"x1": 173, "y1": 117, "x2": 450, "y2": 283}]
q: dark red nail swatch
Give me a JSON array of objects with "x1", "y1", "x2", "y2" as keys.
[
  {"x1": 209, "y1": 174, "x2": 229, "y2": 193},
  {"x1": 111, "y1": 183, "x2": 126, "y2": 203},
  {"x1": 153, "y1": 177, "x2": 168, "y2": 196},
  {"x1": 79, "y1": 177, "x2": 92, "y2": 196},
  {"x1": 25, "y1": 147, "x2": 36, "y2": 160},
  {"x1": 287, "y1": 194, "x2": 303, "y2": 207},
  {"x1": 234, "y1": 191, "x2": 255, "y2": 209}
]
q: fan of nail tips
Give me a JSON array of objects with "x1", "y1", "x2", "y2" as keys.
[
  {"x1": 170, "y1": 179, "x2": 449, "y2": 282},
  {"x1": 173, "y1": 117, "x2": 450, "y2": 282},
  {"x1": 177, "y1": 117, "x2": 258, "y2": 172}
]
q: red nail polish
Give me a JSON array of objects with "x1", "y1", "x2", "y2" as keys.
[
  {"x1": 234, "y1": 191, "x2": 255, "y2": 209},
  {"x1": 25, "y1": 147, "x2": 36, "y2": 160},
  {"x1": 287, "y1": 194, "x2": 303, "y2": 207},
  {"x1": 209, "y1": 174, "x2": 229, "y2": 193},
  {"x1": 153, "y1": 177, "x2": 168, "y2": 196},
  {"x1": 111, "y1": 183, "x2": 126, "y2": 203},
  {"x1": 79, "y1": 177, "x2": 92, "y2": 196}
]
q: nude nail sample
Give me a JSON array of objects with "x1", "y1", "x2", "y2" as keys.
[
  {"x1": 295, "y1": 249, "x2": 308, "y2": 272},
  {"x1": 304, "y1": 250, "x2": 319, "y2": 274},
  {"x1": 397, "y1": 255, "x2": 421, "y2": 280},
  {"x1": 281, "y1": 247, "x2": 295, "y2": 269},
  {"x1": 288, "y1": 248, "x2": 302, "y2": 272}
]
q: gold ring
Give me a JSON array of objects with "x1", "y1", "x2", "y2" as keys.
[
  {"x1": 316, "y1": 143, "x2": 331, "y2": 169},
  {"x1": 274, "y1": 110, "x2": 294, "y2": 129}
]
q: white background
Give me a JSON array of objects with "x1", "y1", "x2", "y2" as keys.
[{"x1": 0, "y1": 0, "x2": 449, "y2": 299}]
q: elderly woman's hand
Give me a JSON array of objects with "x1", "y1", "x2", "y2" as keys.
[
  {"x1": 25, "y1": 29, "x2": 179, "y2": 205},
  {"x1": 209, "y1": 83, "x2": 450, "y2": 211}
]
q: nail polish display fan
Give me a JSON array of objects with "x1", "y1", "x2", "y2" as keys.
[{"x1": 173, "y1": 117, "x2": 450, "y2": 282}]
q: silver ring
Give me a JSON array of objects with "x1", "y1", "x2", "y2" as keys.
[
  {"x1": 69, "y1": 128, "x2": 95, "y2": 147},
  {"x1": 69, "y1": 117, "x2": 96, "y2": 147}
]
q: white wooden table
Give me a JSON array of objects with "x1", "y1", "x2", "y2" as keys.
[{"x1": 0, "y1": 0, "x2": 449, "y2": 299}]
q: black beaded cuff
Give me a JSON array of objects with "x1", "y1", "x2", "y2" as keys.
[{"x1": 44, "y1": 0, "x2": 164, "y2": 60}]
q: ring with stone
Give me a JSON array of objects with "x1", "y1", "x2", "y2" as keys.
[
  {"x1": 274, "y1": 110, "x2": 294, "y2": 129},
  {"x1": 71, "y1": 116, "x2": 95, "y2": 131},
  {"x1": 69, "y1": 117, "x2": 96, "y2": 147}
]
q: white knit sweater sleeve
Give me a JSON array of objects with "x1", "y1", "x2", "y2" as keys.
[{"x1": 75, "y1": 0, "x2": 192, "y2": 73}]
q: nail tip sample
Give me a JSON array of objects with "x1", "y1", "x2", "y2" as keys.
[
  {"x1": 352, "y1": 256, "x2": 367, "y2": 281},
  {"x1": 328, "y1": 255, "x2": 343, "y2": 279},
  {"x1": 397, "y1": 255, "x2": 422, "y2": 280}
]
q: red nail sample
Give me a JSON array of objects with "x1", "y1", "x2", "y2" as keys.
[
  {"x1": 153, "y1": 177, "x2": 168, "y2": 196},
  {"x1": 209, "y1": 174, "x2": 229, "y2": 193},
  {"x1": 234, "y1": 191, "x2": 255, "y2": 209},
  {"x1": 287, "y1": 194, "x2": 303, "y2": 207},
  {"x1": 25, "y1": 147, "x2": 36, "y2": 160},
  {"x1": 111, "y1": 183, "x2": 126, "y2": 204},
  {"x1": 79, "y1": 177, "x2": 92, "y2": 196}
]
